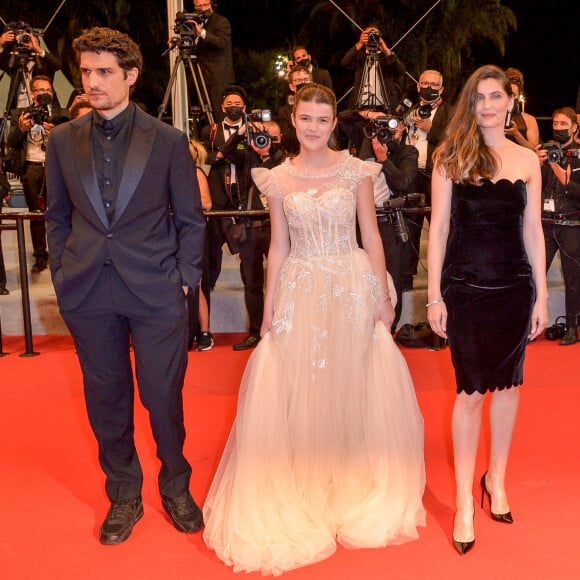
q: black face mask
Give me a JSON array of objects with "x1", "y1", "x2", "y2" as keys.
[
  {"x1": 269, "y1": 142, "x2": 282, "y2": 156},
  {"x1": 224, "y1": 106, "x2": 244, "y2": 121},
  {"x1": 419, "y1": 87, "x2": 440, "y2": 102},
  {"x1": 296, "y1": 58, "x2": 311, "y2": 69},
  {"x1": 552, "y1": 129, "x2": 570, "y2": 144}
]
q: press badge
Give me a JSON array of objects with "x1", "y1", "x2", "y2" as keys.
[{"x1": 543, "y1": 198, "x2": 555, "y2": 212}]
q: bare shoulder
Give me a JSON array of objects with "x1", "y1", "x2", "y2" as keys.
[{"x1": 505, "y1": 140, "x2": 540, "y2": 175}]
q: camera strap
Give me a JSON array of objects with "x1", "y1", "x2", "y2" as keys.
[{"x1": 208, "y1": 122, "x2": 219, "y2": 151}]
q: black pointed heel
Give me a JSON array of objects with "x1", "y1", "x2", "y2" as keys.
[
  {"x1": 452, "y1": 503, "x2": 475, "y2": 555},
  {"x1": 480, "y1": 471, "x2": 514, "y2": 524}
]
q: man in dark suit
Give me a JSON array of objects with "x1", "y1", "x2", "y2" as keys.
[
  {"x1": 200, "y1": 84, "x2": 248, "y2": 291},
  {"x1": 7, "y1": 75, "x2": 69, "y2": 272},
  {"x1": 402, "y1": 69, "x2": 454, "y2": 290},
  {"x1": 45, "y1": 27, "x2": 206, "y2": 545},
  {"x1": 189, "y1": 0, "x2": 235, "y2": 123}
]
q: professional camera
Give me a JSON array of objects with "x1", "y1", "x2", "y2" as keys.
[
  {"x1": 4, "y1": 21, "x2": 39, "y2": 57},
  {"x1": 25, "y1": 93, "x2": 52, "y2": 125},
  {"x1": 245, "y1": 110, "x2": 272, "y2": 149},
  {"x1": 173, "y1": 12, "x2": 202, "y2": 48},
  {"x1": 363, "y1": 115, "x2": 399, "y2": 144},
  {"x1": 545, "y1": 316, "x2": 568, "y2": 341},
  {"x1": 542, "y1": 141, "x2": 565, "y2": 166},
  {"x1": 417, "y1": 104, "x2": 433, "y2": 119},
  {"x1": 25, "y1": 93, "x2": 68, "y2": 126},
  {"x1": 367, "y1": 29, "x2": 381, "y2": 51}
]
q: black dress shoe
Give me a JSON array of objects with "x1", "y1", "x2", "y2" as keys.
[
  {"x1": 161, "y1": 492, "x2": 203, "y2": 533},
  {"x1": 31, "y1": 259, "x2": 48, "y2": 273},
  {"x1": 233, "y1": 335, "x2": 260, "y2": 351},
  {"x1": 99, "y1": 497, "x2": 144, "y2": 545},
  {"x1": 0, "y1": 287, "x2": 8, "y2": 295}
]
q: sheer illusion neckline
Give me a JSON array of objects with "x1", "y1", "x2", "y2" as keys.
[{"x1": 284, "y1": 152, "x2": 349, "y2": 179}]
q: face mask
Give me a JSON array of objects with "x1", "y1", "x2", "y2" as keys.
[
  {"x1": 269, "y1": 142, "x2": 282, "y2": 156},
  {"x1": 419, "y1": 87, "x2": 439, "y2": 102},
  {"x1": 552, "y1": 129, "x2": 570, "y2": 144},
  {"x1": 224, "y1": 106, "x2": 244, "y2": 121},
  {"x1": 296, "y1": 58, "x2": 311, "y2": 69}
]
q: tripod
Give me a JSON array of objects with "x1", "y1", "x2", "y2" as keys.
[
  {"x1": 355, "y1": 49, "x2": 390, "y2": 112},
  {"x1": 158, "y1": 43, "x2": 215, "y2": 129},
  {"x1": 0, "y1": 52, "x2": 35, "y2": 168}
]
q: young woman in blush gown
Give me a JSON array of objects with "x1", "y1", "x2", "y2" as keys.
[
  {"x1": 203, "y1": 84, "x2": 426, "y2": 576},
  {"x1": 427, "y1": 65, "x2": 548, "y2": 555}
]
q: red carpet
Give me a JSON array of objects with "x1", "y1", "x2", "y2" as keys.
[{"x1": 0, "y1": 334, "x2": 578, "y2": 579}]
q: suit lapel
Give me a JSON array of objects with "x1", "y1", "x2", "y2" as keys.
[
  {"x1": 71, "y1": 117, "x2": 109, "y2": 227},
  {"x1": 111, "y1": 108, "x2": 156, "y2": 226}
]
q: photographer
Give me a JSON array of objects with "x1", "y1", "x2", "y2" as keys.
[
  {"x1": 275, "y1": 65, "x2": 313, "y2": 157},
  {"x1": 537, "y1": 107, "x2": 580, "y2": 345},
  {"x1": 6, "y1": 75, "x2": 68, "y2": 273},
  {"x1": 340, "y1": 26, "x2": 406, "y2": 112},
  {"x1": 219, "y1": 117, "x2": 285, "y2": 351},
  {"x1": 177, "y1": 1, "x2": 235, "y2": 123},
  {"x1": 403, "y1": 69, "x2": 454, "y2": 291},
  {"x1": 339, "y1": 109, "x2": 418, "y2": 330},
  {"x1": 0, "y1": 22, "x2": 62, "y2": 107}
]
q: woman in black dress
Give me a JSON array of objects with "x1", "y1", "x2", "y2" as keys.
[{"x1": 427, "y1": 65, "x2": 548, "y2": 555}]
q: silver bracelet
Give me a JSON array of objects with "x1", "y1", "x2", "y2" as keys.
[{"x1": 426, "y1": 297, "x2": 444, "y2": 308}]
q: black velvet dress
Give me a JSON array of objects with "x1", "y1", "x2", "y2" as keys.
[{"x1": 441, "y1": 179, "x2": 535, "y2": 394}]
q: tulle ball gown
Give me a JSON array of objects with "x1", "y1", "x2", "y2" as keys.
[{"x1": 203, "y1": 153, "x2": 426, "y2": 576}]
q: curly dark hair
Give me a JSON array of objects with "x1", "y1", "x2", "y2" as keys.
[{"x1": 72, "y1": 27, "x2": 143, "y2": 73}]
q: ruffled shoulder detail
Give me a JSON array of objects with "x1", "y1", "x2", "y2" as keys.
[{"x1": 251, "y1": 167, "x2": 284, "y2": 198}]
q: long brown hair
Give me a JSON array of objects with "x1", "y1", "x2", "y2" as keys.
[{"x1": 432, "y1": 65, "x2": 513, "y2": 185}]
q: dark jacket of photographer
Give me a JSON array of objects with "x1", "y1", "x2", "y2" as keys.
[
  {"x1": 6, "y1": 101, "x2": 69, "y2": 175},
  {"x1": 338, "y1": 110, "x2": 419, "y2": 195},
  {"x1": 541, "y1": 144, "x2": 580, "y2": 217},
  {"x1": 419, "y1": 100, "x2": 454, "y2": 173},
  {"x1": 219, "y1": 129, "x2": 285, "y2": 211},
  {"x1": 194, "y1": 12, "x2": 235, "y2": 120}
]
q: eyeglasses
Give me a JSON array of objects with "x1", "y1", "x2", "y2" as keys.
[{"x1": 419, "y1": 82, "x2": 442, "y2": 90}]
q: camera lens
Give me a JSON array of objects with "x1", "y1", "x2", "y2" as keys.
[
  {"x1": 253, "y1": 132, "x2": 270, "y2": 149},
  {"x1": 418, "y1": 105, "x2": 432, "y2": 118}
]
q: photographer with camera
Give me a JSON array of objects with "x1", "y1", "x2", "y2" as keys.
[
  {"x1": 201, "y1": 85, "x2": 248, "y2": 292},
  {"x1": 217, "y1": 115, "x2": 285, "y2": 350},
  {"x1": 537, "y1": 106, "x2": 580, "y2": 345},
  {"x1": 7, "y1": 75, "x2": 68, "y2": 273},
  {"x1": 0, "y1": 22, "x2": 62, "y2": 108},
  {"x1": 403, "y1": 69, "x2": 454, "y2": 291},
  {"x1": 173, "y1": 1, "x2": 235, "y2": 123},
  {"x1": 339, "y1": 109, "x2": 418, "y2": 330},
  {"x1": 275, "y1": 65, "x2": 313, "y2": 157},
  {"x1": 340, "y1": 26, "x2": 405, "y2": 113}
]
